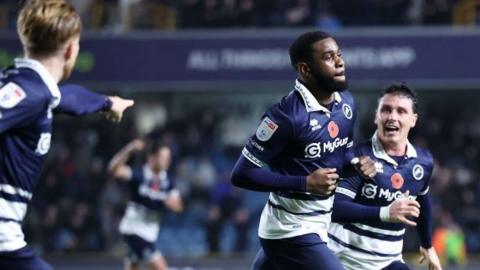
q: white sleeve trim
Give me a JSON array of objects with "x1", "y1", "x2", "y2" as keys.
[
  {"x1": 380, "y1": 205, "x2": 391, "y2": 222},
  {"x1": 335, "y1": 187, "x2": 356, "y2": 199},
  {"x1": 242, "y1": 147, "x2": 266, "y2": 167},
  {"x1": 418, "y1": 186, "x2": 429, "y2": 196}
]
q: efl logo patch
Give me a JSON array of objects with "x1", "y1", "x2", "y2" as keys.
[
  {"x1": 342, "y1": 104, "x2": 353, "y2": 119},
  {"x1": 391, "y1": 173, "x2": 404, "y2": 189},
  {"x1": 256, "y1": 117, "x2": 278, "y2": 142},
  {"x1": 0, "y1": 82, "x2": 26, "y2": 109},
  {"x1": 412, "y1": 164, "x2": 424, "y2": 180}
]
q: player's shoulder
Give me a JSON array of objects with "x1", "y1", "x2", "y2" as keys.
[
  {"x1": 263, "y1": 91, "x2": 299, "y2": 123},
  {"x1": 0, "y1": 68, "x2": 50, "y2": 108},
  {"x1": 277, "y1": 90, "x2": 301, "y2": 114},
  {"x1": 338, "y1": 90, "x2": 355, "y2": 105},
  {"x1": 352, "y1": 139, "x2": 373, "y2": 157},
  {"x1": 413, "y1": 145, "x2": 434, "y2": 165}
]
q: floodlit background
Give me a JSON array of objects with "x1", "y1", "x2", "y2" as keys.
[{"x1": 1, "y1": 0, "x2": 479, "y2": 269}]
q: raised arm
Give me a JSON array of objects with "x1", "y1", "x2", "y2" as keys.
[{"x1": 108, "y1": 139, "x2": 144, "y2": 180}]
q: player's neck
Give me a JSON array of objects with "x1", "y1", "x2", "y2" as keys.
[
  {"x1": 384, "y1": 141, "x2": 407, "y2": 157},
  {"x1": 26, "y1": 54, "x2": 64, "y2": 83},
  {"x1": 313, "y1": 90, "x2": 335, "y2": 105},
  {"x1": 149, "y1": 166, "x2": 165, "y2": 176},
  {"x1": 305, "y1": 83, "x2": 335, "y2": 105}
]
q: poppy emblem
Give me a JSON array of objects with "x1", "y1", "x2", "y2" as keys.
[
  {"x1": 328, "y1": 121, "x2": 339, "y2": 138},
  {"x1": 391, "y1": 173, "x2": 404, "y2": 189}
]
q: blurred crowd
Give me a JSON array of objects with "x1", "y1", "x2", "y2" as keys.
[
  {"x1": 18, "y1": 90, "x2": 478, "y2": 268},
  {"x1": 0, "y1": 0, "x2": 477, "y2": 32}
]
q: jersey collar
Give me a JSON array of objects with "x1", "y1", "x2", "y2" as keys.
[
  {"x1": 294, "y1": 79, "x2": 341, "y2": 113},
  {"x1": 371, "y1": 131, "x2": 417, "y2": 166},
  {"x1": 142, "y1": 164, "x2": 167, "y2": 182},
  {"x1": 14, "y1": 58, "x2": 61, "y2": 109}
]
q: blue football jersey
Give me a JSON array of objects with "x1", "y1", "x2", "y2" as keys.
[
  {"x1": 0, "y1": 58, "x2": 108, "y2": 252},
  {"x1": 242, "y1": 79, "x2": 356, "y2": 240},
  {"x1": 119, "y1": 165, "x2": 178, "y2": 242},
  {"x1": 329, "y1": 133, "x2": 433, "y2": 269}
]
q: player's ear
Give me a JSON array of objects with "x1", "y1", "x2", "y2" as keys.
[
  {"x1": 374, "y1": 108, "x2": 379, "y2": 125},
  {"x1": 64, "y1": 41, "x2": 74, "y2": 61},
  {"x1": 411, "y1": 113, "x2": 418, "y2": 128},
  {"x1": 297, "y1": 62, "x2": 310, "y2": 78},
  {"x1": 63, "y1": 35, "x2": 80, "y2": 62}
]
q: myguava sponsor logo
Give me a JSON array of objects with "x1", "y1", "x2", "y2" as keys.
[
  {"x1": 361, "y1": 183, "x2": 409, "y2": 202},
  {"x1": 304, "y1": 137, "x2": 349, "y2": 158}
]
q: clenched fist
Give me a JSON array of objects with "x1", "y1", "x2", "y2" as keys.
[{"x1": 306, "y1": 168, "x2": 339, "y2": 195}]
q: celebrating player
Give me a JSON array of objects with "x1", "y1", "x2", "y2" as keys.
[
  {"x1": 328, "y1": 84, "x2": 442, "y2": 270},
  {"x1": 0, "y1": 1, "x2": 134, "y2": 269},
  {"x1": 108, "y1": 139, "x2": 183, "y2": 270},
  {"x1": 231, "y1": 31, "x2": 375, "y2": 270}
]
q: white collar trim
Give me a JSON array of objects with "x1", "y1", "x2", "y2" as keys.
[
  {"x1": 14, "y1": 58, "x2": 61, "y2": 108},
  {"x1": 142, "y1": 164, "x2": 167, "y2": 182},
  {"x1": 294, "y1": 79, "x2": 341, "y2": 113},
  {"x1": 371, "y1": 132, "x2": 417, "y2": 166}
]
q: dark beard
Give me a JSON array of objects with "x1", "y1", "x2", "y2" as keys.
[{"x1": 311, "y1": 71, "x2": 348, "y2": 94}]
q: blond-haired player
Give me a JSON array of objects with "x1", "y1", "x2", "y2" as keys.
[{"x1": 0, "y1": 1, "x2": 133, "y2": 269}]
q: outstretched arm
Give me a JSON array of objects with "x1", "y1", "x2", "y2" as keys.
[
  {"x1": 55, "y1": 84, "x2": 134, "y2": 121},
  {"x1": 108, "y1": 139, "x2": 144, "y2": 180}
]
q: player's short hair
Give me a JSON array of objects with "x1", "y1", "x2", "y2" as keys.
[
  {"x1": 17, "y1": 0, "x2": 82, "y2": 57},
  {"x1": 289, "y1": 31, "x2": 332, "y2": 70},
  {"x1": 379, "y1": 83, "x2": 418, "y2": 113},
  {"x1": 146, "y1": 141, "x2": 170, "y2": 156}
]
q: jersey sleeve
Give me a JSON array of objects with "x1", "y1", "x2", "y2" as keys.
[
  {"x1": 333, "y1": 162, "x2": 381, "y2": 223},
  {"x1": 242, "y1": 103, "x2": 293, "y2": 168},
  {"x1": 344, "y1": 92, "x2": 357, "y2": 163},
  {"x1": 336, "y1": 163, "x2": 363, "y2": 200},
  {"x1": 0, "y1": 82, "x2": 46, "y2": 133},
  {"x1": 125, "y1": 167, "x2": 143, "y2": 191},
  {"x1": 418, "y1": 149, "x2": 434, "y2": 196},
  {"x1": 54, "y1": 84, "x2": 111, "y2": 115}
]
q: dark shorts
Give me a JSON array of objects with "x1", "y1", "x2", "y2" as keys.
[
  {"x1": 383, "y1": 261, "x2": 411, "y2": 270},
  {"x1": 0, "y1": 246, "x2": 52, "y2": 270},
  {"x1": 259, "y1": 233, "x2": 344, "y2": 270},
  {"x1": 251, "y1": 248, "x2": 274, "y2": 270},
  {"x1": 123, "y1": 234, "x2": 158, "y2": 264}
]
